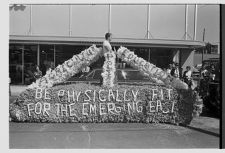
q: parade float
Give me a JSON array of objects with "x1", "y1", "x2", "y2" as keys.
[{"x1": 9, "y1": 45, "x2": 203, "y2": 125}]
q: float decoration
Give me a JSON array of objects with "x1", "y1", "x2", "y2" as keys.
[
  {"x1": 28, "y1": 45, "x2": 102, "y2": 89},
  {"x1": 117, "y1": 46, "x2": 188, "y2": 90},
  {"x1": 10, "y1": 83, "x2": 197, "y2": 125},
  {"x1": 101, "y1": 51, "x2": 116, "y2": 88},
  {"x1": 9, "y1": 45, "x2": 202, "y2": 125}
]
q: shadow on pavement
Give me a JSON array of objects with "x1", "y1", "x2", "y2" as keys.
[{"x1": 181, "y1": 125, "x2": 219, "y2": 137}]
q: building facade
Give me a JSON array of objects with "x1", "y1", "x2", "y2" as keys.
[{"x1": 9, "y1": 4, "x2": 205, "y2": 85}]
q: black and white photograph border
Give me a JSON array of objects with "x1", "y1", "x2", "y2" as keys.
[{"x1": 1, "y1": 0, "x2": 224, "y2": 152}]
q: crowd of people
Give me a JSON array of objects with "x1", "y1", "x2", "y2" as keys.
[
  {"x1": 201, "y1": 64, "x2": 218, "y2": 81},
  {"x1": 198, "y1": 63, "x2": 219, "y2": 98},
  {"x1": 166, "y1": 62, "x2": 193, "y2": 88},
  {"x1": 165, "y1": 61, "x2": 219, "y2": 90}
]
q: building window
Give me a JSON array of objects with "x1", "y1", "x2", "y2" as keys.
[
  {"x1": 55, "y1": 45, "x2": 86, "y2": 66},
  {"x1": 9, "y1": 44, "x2": 23, "y2": 84},
  {"x1": 118, "y1": 47, "x2": 150, "y2": 69},
  {"x1": 39, "y1": 44, "x2": 54, "y2": 76},
  {"x1": 24, "y1": 45, "x2": 38, "y2": 85},
  {"x1": 55, "y1": 45, "x2": 104, "y2": 71},
  {"x1": 150, "y1": 48, "x2": 174, "y2": 69},
  {"x1": 9, "y1": 44, "x2": 38, "y2": 85}
]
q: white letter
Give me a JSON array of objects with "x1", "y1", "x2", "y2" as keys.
[
  {"x1": 27, "y1": 103, "x2": 34, "y2": 116},
  {"x1": 99, "y1": 90, "x2": 106, "y2": 102},
  {"x1": 44, "y1": 89, "x2": 51, "y2": 100},
  {"x1": 116, "y1": 90, "x2": 122, "y2": 102},
  {"x1": 55, "y1": 103, "x2": 61, "y2": 116},
  {"x1": 115, "y1": 106, "x2": 122, "y2": 114},
  {"x1": 132, "y1": 90, "x2": 139, "y2": 101},
  {"x1": 34, "y1": 102, "x2": 42, "y2": 115},
  {"x1": 84, "y1": 90, "x2": 91, "y2": 102},
  {"x1": 123, "y1": 90, "x2": 131, "y2": 102},
  {"x1": 75, "y1": 91, "x2": 81, "y2": 102},
  {"x1": 152, "y1": 89, "x2": 158, "y2": 101},
  {"x1": 99, "y1": 103, "x2": 107, "y2": 115},
  {"x1": 43, "y1": 103, "x2": 50, "y2": 116},
  {"x1": 107, "y1": 103, "x2": 116, "y2": 115},
  {"x1": 67, "y1": 90, "x2": 75, "y2": 102},
  {"x1": 149, "y1": 101, "x2": 155, "y2": 113},
  {"x1": 93, "y1": 90, "x2": 96, "y2": 102},
  {"x1": 68, "y1": 103, "x2": 78, "y2": 117},
  {"x1": 160, "y1": 89, "x2": 164, "y2": 100},
  {"x1": 171, "y1": 101, "x2": 176, "y2": 113},
  {"x1": 35, "y1": 88, "x2": 42, "y2": 99},
  {"x1": 58, "y1": 90, "x2": 65, "y2": 101},
  {"x1": 61, "y1": 104, "x2": 68, "y2": 116},
  {"x1": 156, "y1": 100, "x2": 162, "y2": 112},
  {"x1": 82, "y1": 103, "x2": 89, "y2": 116},
  {"x1": 167, "y1": 89, "x2": 173, "y2": 100},
  {"x1": 89, "y1": 104, "x2": 97, "y2": 115},
  {"x1": 136, "y1": 101, "x2": 143, "y2": 113},
  {"x1": 162, "y1": 106, "x2": 169, "y2": 114},
  {"x1": 108, "y1": 89, "x2": 115, "y2": 101},
  {"x1": 127, "y1": 102, "x2": 135, "y2": 115}
]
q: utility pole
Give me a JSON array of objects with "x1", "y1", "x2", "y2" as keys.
[
  {"x1": 69, "y1": 4, "x2": 72, "y2": 36},
  {"x1": 29, "y1": 4, "x2": 32, "y2": 35},
  {"x1": 182, "y1": 4, "x2": 191, "y2": 40},
  {"x1": 185, "y1": 4, "x2": 188, "y2": 40},
  {"x1": 146, "y1": 4, "x2": 152, "y2": 62},
  {"x1": 108, "y1": 4, "x2": 111, "y2": 33},
  {"x1": 193, "y1": 4, "x2": 198, "y2": 40},
  {"x1": 145, "y1": 4, "x2": 153, "y2": 39},
  {"x1": 202, "y1": 28, "x2": 205, "y2": 64},
  {"x1": 203, "y1": 28, "x2": 205, "y2": 41},
  {"x1": 147, "y1": 4, "x2": 150, "y2": 39}
]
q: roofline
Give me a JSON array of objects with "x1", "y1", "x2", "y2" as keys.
[{"x1": 9, "y1": 35, "x2": 206, "y2": 49}]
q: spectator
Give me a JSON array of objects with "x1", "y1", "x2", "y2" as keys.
[
  {"x1": 209, "y1": 64, "x2": 216, "y2": 81},
  {"x1": 80, "y1": 66, "x2": 90, "y2": 78},
  {"x1": 171, "y1": 63, "x2": 180, "y2": 78},
  {"x1": 40, "y1": 61, "x2": 47, "y2": 76},
  {"x1": 24, "y1": 64, "x2": 35, "y2": 84},
  {"x1": 50, "y1": 61, "x2": 55, "y2": 70},
  {"x1": 183, "y1": 66, "x2": 192, "y2": 79},
  {"x1": 166, "y1": 64, "x2": 173, "y2": 74},
  {"x1": 183, "y1": 66, "x2": 192, "y2": 87},
  {"x1": 214, "y1": 63, "x2": 220, "y2": 82},
  {"x1": 9, "y1": 77, "x2": 11, "y2": 96},
  {"x1": 34, "y1": 65, "x2": 42, "y2": 80},
  {"x1": 201, "y1": 66, "x2": 210, "y2": 78}
]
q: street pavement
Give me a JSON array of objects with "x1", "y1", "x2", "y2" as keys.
[{"x1": 9, "y1": 117, "x2": 219, "y2": 149}]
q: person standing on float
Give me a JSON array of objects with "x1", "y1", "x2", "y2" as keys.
[
  {"x1": 103, "y1": 33, "x2": 117, "y2": 61},
  {"x1": 100, "y1": 33, "x2": 117, "y2": 86},
  {"x1": 103, "y1": 33, "x2": 112, "y2": 54}
]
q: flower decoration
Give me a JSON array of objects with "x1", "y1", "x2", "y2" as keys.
[
  {"x1": 28, "y1": 45, "x2": 102, "y2": 89},
  {"x1": 117, "y1": 46, "x2": 188, "y2": 90},
  {"x1": 10, "y1": 83, "x2": 196, "y2": 125},
  {"x1": 101, "y1": 51, "x2": 116, "y2": 88}
]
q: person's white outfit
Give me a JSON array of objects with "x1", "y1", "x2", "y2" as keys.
[
  {"x1": 82, "y1": 66, "x2": 90, "y2": 73},
  {"x1": 185, "y1": 70, "x2": 192, "y2": 80},
  {"x1": 103, "y1": 40, "x2": 112, "y2": 53},
  {"x1": 166, "y1": 69, "x2": 171, "y2": 74},
  {"x1": 174, "y1": 68, "x2": 180, "y2": 78}
]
